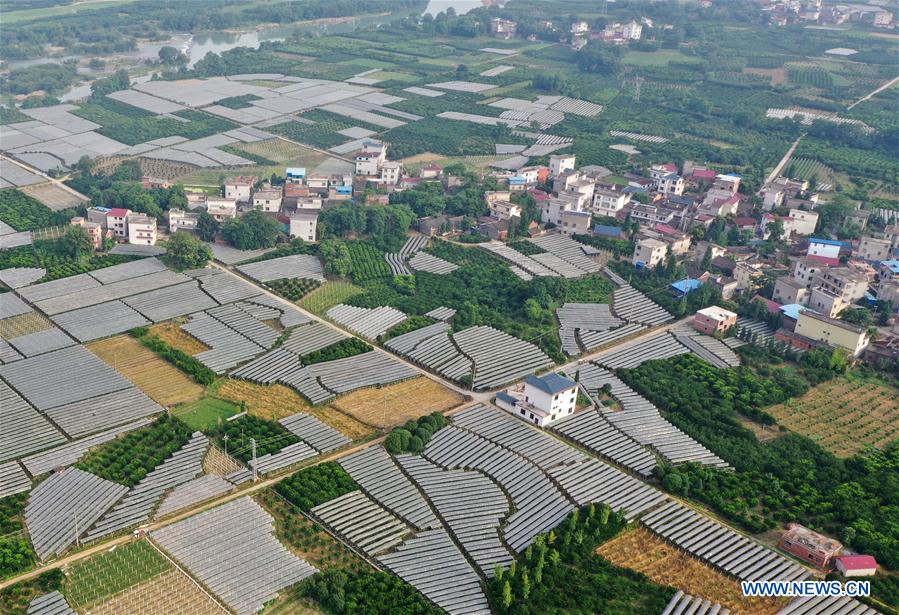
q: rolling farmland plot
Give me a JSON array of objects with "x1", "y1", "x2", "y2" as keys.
[
  {"x1": 597, "y1": 527, "x2": 787, "y2": 615},
  {"x1": 329, "y1": 376, "x2": 463, "y2": 429},
  {"x1": 297, "y1": 281, "x2": 365, "y2": 315},
  {"x1": 767, "y1": 377, "x2": 899, "y2": 457},
  {"x1": 149, "y1": 321, "x2": 211, "y2": 354},
  {"x1": 89, "y1": 335, "x2": 205, "y2": 407}
]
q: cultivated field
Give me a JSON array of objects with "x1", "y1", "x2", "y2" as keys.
[
  {"x1": 297, "y1": 281, "x2": 364, "y2": 315},
  {"x1": 89, "y1": 335, "x2": 205, "y2": 407},
  {"x1": 597, "y1": 527, "x2": 787, "y2": 615},
  {"x1": 21, "y1": 182, "x2": 86, "y2": 212},
  {"x1": 329, "y1": 376, "x2": 464, "y2": 429},
  {"x1": 232, "y1": 138, "x2": 328, "y2": 165},
  {"x1": 173, "y1": 395, "x2": 240, "y2": 431},
  {"x1": 767, "y1": 377, "x2": 899, "y2": 457},
  {"x1": 149, "y1": 321, "x2": 210, "y2": 354},
  {"x1": 256, "y1": 490, "x2": 361, "y2": 571},
  {"x1": 216, "y1": 378, "x2": 374, "y2": 440},
  {"x1": 65, "y1": 540, "x2": 172, "y2": 610},
  {"x1": 90, "y1": 569, "x2": 227, "y2": 615},
  {"x1": 0, "y1": 311, "x2": 53, "y2": 339}
]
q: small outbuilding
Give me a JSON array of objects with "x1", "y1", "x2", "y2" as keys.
[{"x1": 834, "y1": 555, "x2": 877, "y2": 577}]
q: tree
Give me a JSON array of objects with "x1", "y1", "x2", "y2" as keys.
[
  {"x1": 166, "y1": 231, "x2": 212, "y2": 270},
  {"x1": 319, "y1": 239, "x2": 352, "y2": 277},
  {"x1": 502, "y1": 580, "x2": 512, "y2": 608},
  {"x1": 197, "y1": 211, "x2": 219, "y2": 242},
  {"x1": 60, "y1": 225, "x2": 94, "y2": 260},
  {"x1": 158, "y1": 46, "x2": 186, "y2": 65},
  {"x1": 221, "y1": 210, "x2": 282, "y2": 249}
]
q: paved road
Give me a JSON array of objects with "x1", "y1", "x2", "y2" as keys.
[
  {"x1": 763, "y1": 135, "x2": 803, "y2": 188},
  {"x1": 847, "y1": 74, "x2": 899, "y2": 110}
]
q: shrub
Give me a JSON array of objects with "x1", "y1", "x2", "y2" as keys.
[
  {"x1": 130, "y1": 330, "x2": 216, "y2": 385},
  {"x1": 384, "y1": 412, "x2": 446, "y2": 454},
  {"x1": 301, "y1": 338, "x2": 371, "y2": 365}
]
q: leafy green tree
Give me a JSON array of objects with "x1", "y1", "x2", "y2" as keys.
[
  {"x1": 165, "y1": 231, "x2": 212, "y2": 270},
  {"x1": 502, "y1": 580, "x2": 513, "y2": 608},
  {"x1": 221, "y1": 210, "x2": 282, "y2": 249},
  {"x1": 60, "y1": 225, "x2": 94, "y2": 260},
  {"x1": 196, "y1": 211, "x2": 219, "y2": 242},
  {"x1": 319, "y1": 239, "x2": 353, "y2": 277}
]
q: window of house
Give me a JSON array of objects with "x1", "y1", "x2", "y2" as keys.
[{"x1": 520, "y1": 408, "x2": 525, "y2": 416}]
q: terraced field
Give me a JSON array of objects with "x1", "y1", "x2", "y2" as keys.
[{"x1": 767, "y1": 377, "x2": 899, "y2": 457}]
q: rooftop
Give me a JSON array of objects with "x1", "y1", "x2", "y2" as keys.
[
  {"x1": 810, "y1": 237, "x2": 847, "y2": 247},
  {"x1": 524, "y1": 373, "x2": 577, "y2": 395},
  {"x1": 671, "y1": 278, "x2": 703, "y2": 294},
  {"x1": 881, "y1": 259, "x2": 899, "y2": 274},
  {"x1": 835, "y1": 555, "x2": 877, "y2": 571},
  {"x1": 696, "y1": 305, "x2": 737, "y2": 321}
]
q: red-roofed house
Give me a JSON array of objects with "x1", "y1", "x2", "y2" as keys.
[
  {"x1": 779, "y1": 524, "x2": 843, "y2": 569},
  {"x1": 752, "y1": 294, "x2": 782, "y2": 315},
  {"x1": 806, "y1": 254, "x2": 841, "y2": 267},
  {"x1": 734, "y1": 217, "x2": 757, "y2": 229},
  {"x1": 106, "y1": 208, "x2": 131, "y2": 238},
  {"x1": 419, "y1": 163, "x2": 443, "y2": 179},
  {"x1": 692, "y1": 168, "x2": 717, "y2": 181},
  {"x1": 834, "y1": 555, "x2": 877, "y2": 577}
]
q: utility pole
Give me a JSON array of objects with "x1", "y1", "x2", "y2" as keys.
[
  {"x1": 251, "y1": 438, "x2": 257, "y2": 483},
  {"x1": 223, "y1": 434, "x2": 229, "y2": 456},
  {"x1": 74, "y1": 511, "x2": 80, "y2": 548}
]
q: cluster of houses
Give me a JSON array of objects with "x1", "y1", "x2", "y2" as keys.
[
  {"x1": 72, "y1": 207, "x2": 158, "y2": 248},
  {"x1": 489, "y1": 16, "x2": 644, "y2": 49},
  {"x1": 762, "y1": 0, "x2": 893, "y2": 27},
  {"x1": 460, "y1": 153, "x2": 898, "y2": 365}
]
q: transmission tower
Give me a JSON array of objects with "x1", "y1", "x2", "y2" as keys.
[{"x1": 634, "y1": 75, "x2": 644, "y2": 102}]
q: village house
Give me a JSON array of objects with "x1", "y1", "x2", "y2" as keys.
[
  {"x1": 252, "y1": 185, "x2": 282, "y2": 213},
  {"x1": 224, "y1": 176, "x2": 256, "y2": 202},
  {"x1": 570, "y1": 21, "x2": 590, "y2": 36},
  {"x1": 206, "y1": 197, "x2": 237, "y2": 221},
  {"x1": 784, "y1": 209, "x2": 818, "y2": 236},
  {"x1": 141, "y1": 176, "x2": 171, "y2": 190},
  {"x1": 602, "y1": 20, "x2": 643, "y2": 42},
  {"x1": 778, "y1": 524, "x2": 843, "y2": 570},
  {"x1": 653, "y1": 224, "x2": 692, "y2": 256},
  {"x1": 289, "y1": 210, "x2": 318, "y2": 243},
  {"x1": 418, "y1": 163, "x2": 443, "y2": 179},
  {"x1": 807, "y1": 237, "x2": 844, "y2": 262},
  {"x1": 380, "y1": 161, "x2": 403, "y2": 185},
  {"x1": 858, "y1": 236, "x2": 892, "y2": 262},
  {"x1": 693, "y1": 305, "x2": 738, "y2": 335},
  {"x1": 792, "y1": 311, "x2": 870, "y2": 356},
  {"x1": 834, "y1": 555, "x2": 878, "y2": 578},
  {"x1": 286, "y1": 167, "x2": 306, "y2": 183},
  {"x1": 592, "y1": 187, "x2": 631, "y2": 215},
  {"x1": 126, "y1": 214, "x2": 157, "y2": 246},
  {"x1": 633, "y1": 237, "x2": 668, "y2": 269},
  {"x1": 630, "y1": 203, "x2": 678, "y2": 225},
  {"x1": 815, "y1": 266, "x2": 869, "y2": 304},
  {"x1": 496, "y1": 373, "x2": 579, "y2": 427},
  {"x1": 557, "y1": 210, "x2": 592, "y2": 235},
  {"x1": 734, "y1": 261, "x2": 764, "y2": 292},
  {"x1": 69, "y1": 217, "x2": 105, "y2": 250},
  {"x1": 419, "y1": 214, "x2": 464, "y2": 237},
  {"x1": 354, "y1": 141, "x2": 388, "y2": 176},
  {"x1": 490, "y1": 17, "x2": 518, "y2": 39},
  {"x1": 106, "y1": 208, "x2": 131, "y2": 238},
  {"x1": 167, "y1": 208, "x2": 199, "y2": 234},
  {"x1": 549, "y1": 154, "x2": 576, "y2": 178},
  {"x1": 807, "y1": 287, "x2": 847, "y2": 318}
]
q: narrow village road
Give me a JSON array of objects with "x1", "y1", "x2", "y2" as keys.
[{"x1": 0, "y1": 154, "x2": 89, "y2": 201}]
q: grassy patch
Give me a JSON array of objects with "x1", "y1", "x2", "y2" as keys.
[
  {"x1": 297, "y1": 281, "x2": 364, "y2": 315},
  {"x1": 173, "y1": 395, "x2": 240, "y2": 431}
]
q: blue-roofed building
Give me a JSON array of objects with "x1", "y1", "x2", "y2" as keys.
[
  {"x1": 334, "y1": 185, "x2": 353, "y2": 196},
  {"x1": 880, "y1": 259, "x2": 899, "y2": 280},
  {"x1": 780, "y1": 303, "x2": 813, "y2": 321},
  {"x1": 808, "y1": 237, "x2": 851, "y2": 261},
  {"x1": 286, "y1": 167, "x2": 306, "y2": 181},
  {"x1": 671, "y1": 278, "x2": 703, "y2": 297},
  {"x1": 593, "y1": 224, "x2": 626, "y2": 239},
  {"x1": 495, "y1": 372, "x2": 579, "y2": 427}
]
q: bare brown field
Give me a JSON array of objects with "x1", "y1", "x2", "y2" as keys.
[
  {"x1": 149, "y1": 321, "x2": 210, "y2": 354},
  {"x1": 767, "y1": 377, "x2": 899, "y2": 457},
  {"x1": 0, "y1": 311, "x2": 53, "y2": 339},
  {"x1": 89, "y1": 335, "x2": 204, "y2": 407},
  {"x1": 90, "y1": 570, "x2": 226, "y2": 615},
  {"x1": 21, "y1": 182, "x2": 86, "y2": 212},
  {"x1": 597, "y1": 527, "x2": 788, "y2": 615},
  {"x1": 329, "y1": 377, "x2": 464, "y2": 429},
  {"x1": 215, "y1": 379, "x2": 374, "y2": 440},
  {"x1": 202, "y1": 444, "x2": 243, "y2": 477}
]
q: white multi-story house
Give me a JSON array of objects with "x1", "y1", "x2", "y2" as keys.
[
  {"x1": 205, "y1": 197, "x2": 237, "y2": 221},
  {"x1": 224, "y1": 176, "x2": 256, "y2": 202},
  {"x1": 167, "y1": 208, "x2": 199, "y2": 233},
  {"x1": 289, "y1": 210, "x2": 318, "y2": 243},
  {"x1": 656, "y1": 172, "x2": 685, "y2": 196},
  {"x1": 496, "y1": 373, "x2": 579, "y2": 427},
  {"x1": 858, "y1": 236, "x2": 892, "y2": 262},
  {"x1": 106, "y1": 208, "x2": 131, "y2": 238},
  {"x1": 807, "y1": 238, "x2": 842, "y2": 261},
  {"x1": 355, "y1": 141, "x2": 388, "y2": 176},
  {"x1": 252, "y1": 186, "x2": 282, "y2": 213},
  {"x1": 570, "y1": 21, "x2": 590, "y2": 35},
  {"x1": 127, "y1": 214, "x2": 157, "y2": 245},
  {"x1": 380, "y1": 161, "x2": 403, "y2": 185},
  {"x1": 549, "y1": 154, "x2": 576, "y2": 178},
  {"x1": 633, "y1": 237, "x2": 668, "y2": 269},
  {"x1": 785, "y1": 209, "x2": 818, "y2": 236},
  {"x1": 592, "y1": 187, "x2": 631, "y2": 214}
]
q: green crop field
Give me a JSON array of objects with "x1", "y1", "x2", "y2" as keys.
[
  {"x1": 173, "y1": 395, "x2": 241, "y2": 431},
  {"x1": 65, "y1": 541, "x2": 171, "y2": 609}
]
